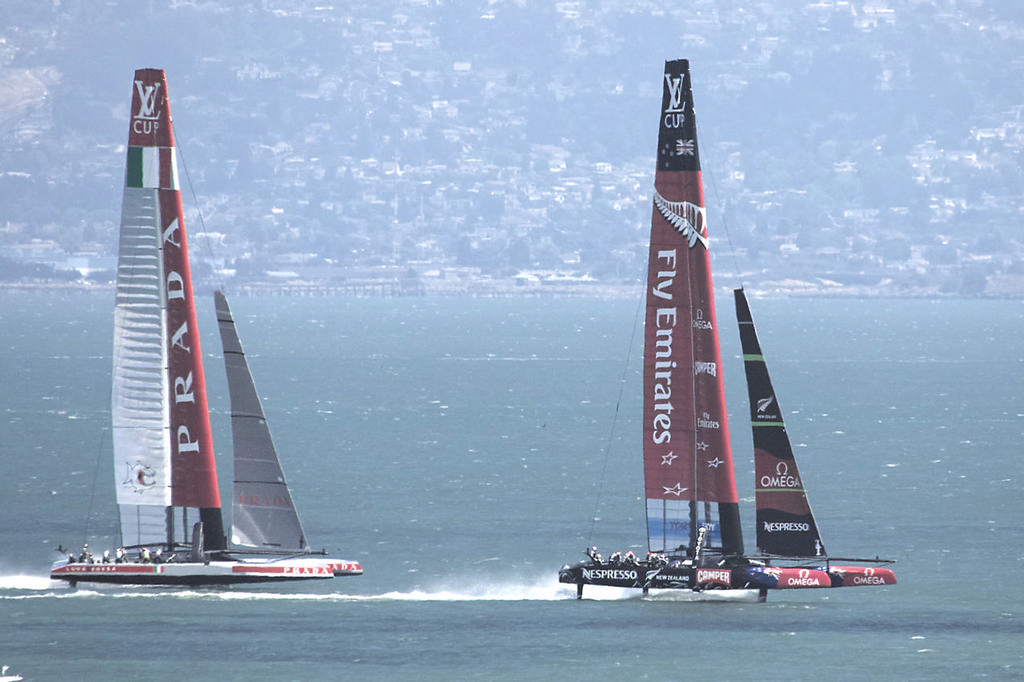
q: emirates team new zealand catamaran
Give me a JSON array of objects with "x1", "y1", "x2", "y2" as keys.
[
  {"x1": 558, "y1": 59, "x2": 895, "y2": 601},
  {"x1": 50, "y1": 69, "x2": 362, "y2": 586}
]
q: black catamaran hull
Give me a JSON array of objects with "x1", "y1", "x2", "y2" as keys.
[
  {"x1": 559, "y1": 560, "x2": 762, "y2": 601},
  {"x1": 559, "y1": 559, "x2": 895, "y2": 599}
]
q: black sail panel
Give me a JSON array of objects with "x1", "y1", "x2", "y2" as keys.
[{"x1": 734, "y1": 289, "x2": 825, "y2": 558}]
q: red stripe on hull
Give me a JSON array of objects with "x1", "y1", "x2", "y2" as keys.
[
  {"x1": 769, "y1": 567, "x2": 832, "y2": 589},
  {"x1": 52, "y1": 564, "x2": 161, "y2": 576},
  {"x1": 326, "y1": 560, "x2": 363, "y2": 576},
  {"x1": 50, "y1": 560, "x2": 336, "y2": 585},
  {"x1": 828, "y1": 565, "x2": 898, "y2": 587},
  {"x1": 231, "y1": 564, "x2": 332, "y2": 576}
]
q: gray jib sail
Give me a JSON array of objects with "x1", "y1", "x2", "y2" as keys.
[{"x1": 214, "y1": 290, "x2": 308, "y2": 551}]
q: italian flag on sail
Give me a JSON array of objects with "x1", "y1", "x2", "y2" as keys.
[{"x1": 125, "y1": 146, "x2": 178, "y2": 190}]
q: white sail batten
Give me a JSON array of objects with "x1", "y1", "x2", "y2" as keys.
[
  {"x1": 112, "y1": 187, "x2": 171, "y2": 548},
  {"x1": 215, "y1": 291, "x2": 308, "y2": 551}
]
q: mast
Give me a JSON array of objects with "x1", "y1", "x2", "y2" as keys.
[
  {"x1": 112, "y1": 69, "x2": 225, "y2": 552},
  {"x1": 734, "y1": 289, "x2": 825, "y2": 557},
  {"x1": 215, "y1": 290, "x2": 309, "y2": 552},
  {"x1": 642, "y1": 59, "x2": 742, "y2": 558}
]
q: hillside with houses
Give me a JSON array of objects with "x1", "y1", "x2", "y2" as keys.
[{"x1": 2, "y1": 0, "x2": 1023, "y2": 296}]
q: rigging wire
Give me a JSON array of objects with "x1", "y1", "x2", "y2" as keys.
[
  {"x1": 697, "y1": 117, "x2": 747, "y2": 293},
  {"x1": 697, "y1": 104, "x2": 751, "y2": 554},
  {"x1": 82, "y1": 426, "x2": 110, "y2": 551},
  {"x1": 175, "y1": 140, "x2": 229, "y2": 294},
  {"x1": 586, "y1": 278, "x2": 645, "y2": 549}
]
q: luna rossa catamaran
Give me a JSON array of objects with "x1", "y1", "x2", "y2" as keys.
[
  {"x1": 558, "y1": 59, "x2": 896, "y2": 601},
  {"x1": 50, "y1": 69, "x2": 362, "y2": 586}
]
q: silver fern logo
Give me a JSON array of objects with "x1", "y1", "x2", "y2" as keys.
[{"x1": 654, "y1": 190, "x2": 708, "y2": 249}]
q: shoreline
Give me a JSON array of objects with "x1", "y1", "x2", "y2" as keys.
[{"x1": 2, "y1": 279, "x2": 1020, "y2": 299}]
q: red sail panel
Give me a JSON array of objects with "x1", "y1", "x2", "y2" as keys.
[
  {"x1": 643, "y1": 60, "x2": 741, "y2": 555},
  {"x1": 129, "y1": 69, "x2": 221, "y2": 512},
  {"x1": 161, "y1": 188, "x2": 220, "y2": 510},
  {"x1": 642, "y1": 61, "x2": 737, "y2": 506}
]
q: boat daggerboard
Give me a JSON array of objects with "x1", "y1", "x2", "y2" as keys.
[
  {"x1": 643, "y1": 59, "x2": 743, "y2": 557},
  {"x1": 734, "y1": 289, "x2": 826, "y2": 558},
  {"x1": 214, "y1": 290, "x2": 309, "y2": 552},
  {"x1": 112, "y1": 68, "x2": 225, "y2": 551}
]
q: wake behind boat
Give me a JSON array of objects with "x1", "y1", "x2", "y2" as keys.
[
  {"x1": 558, "y1": 59, "x2": 895, "y2": 601},
  {"x1": 50, "y1": 69, "x2": 361, "y2": 587}
]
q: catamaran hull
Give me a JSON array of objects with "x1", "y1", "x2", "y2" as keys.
[
  {"x1": 326, "y1": 560, "x2": 364, "y2": 577},
  {"x1": 559, "y1": 562, "x2": 895, "y2": 599},
  {"x1": 741, "y1": 564, "x2": 897, "y2": 589},
  {"x1": 558, "y1": 562, "x2": 762, "y2": 601},
  {"x1": 50, "y1": 558, "x2": 362, "y2": 586}
]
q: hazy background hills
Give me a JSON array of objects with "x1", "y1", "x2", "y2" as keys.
[{"x1": 2, "y1": 0, "x2": 1023, "y2": 295}]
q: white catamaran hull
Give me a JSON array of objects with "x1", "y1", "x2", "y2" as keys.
[{"x1": 50, "y1": 557, "x2": 362, "y2": 586}]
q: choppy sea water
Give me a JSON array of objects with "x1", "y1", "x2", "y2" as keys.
[{"x1": 1, "y1": 290, "x2": 1022, "y2": 680}]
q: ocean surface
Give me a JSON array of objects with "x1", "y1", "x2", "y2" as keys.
[{"x1": 1, "y1": 290, "x2": 1021, "y2": 680}]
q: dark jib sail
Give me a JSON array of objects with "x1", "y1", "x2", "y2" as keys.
[
  {"x1": 734, "y1": 289, "x2": 824, "y2": 557},
  {"x1": 643, "y1": 59, "x2": 742, "y2": 557}
]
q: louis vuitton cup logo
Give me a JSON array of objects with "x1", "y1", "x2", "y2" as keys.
[
  {"x1": 134, "y1": 80, "x2": 161, "y2": 119},
  {"x1": 133, "y1": 79, "x2": 162, "y2": 135},
  {"x1": 664, "y1": 73, "x2": 685, "y2": 116},
  {"x1": 658, "y1": 62, "x2": 701, "y2": 176},
  {"x1": 662, "y1": 70, "x2": 691, "y2": 134}
]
